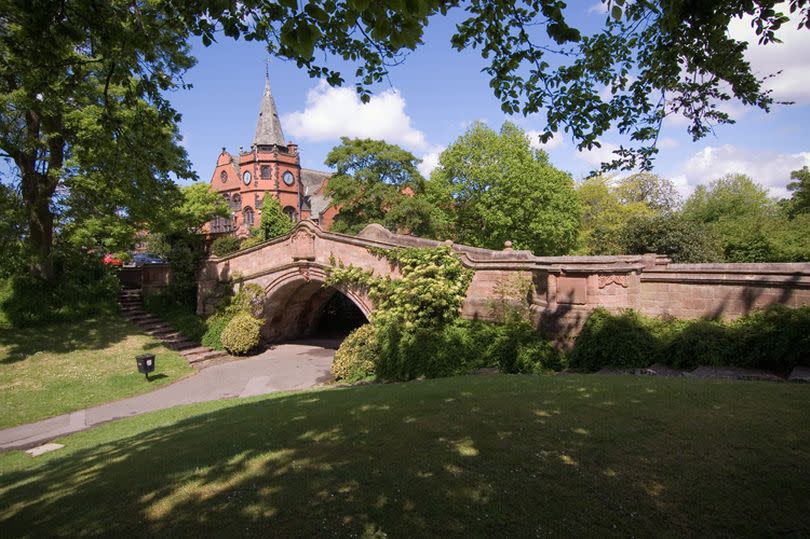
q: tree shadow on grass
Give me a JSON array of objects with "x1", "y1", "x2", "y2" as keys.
[
  {"x1": 0, "y1": 315, "x2": 136, "y2": 365},
  {"x1": 1, "y1": 375, "x2": 808, "y2": 537}
]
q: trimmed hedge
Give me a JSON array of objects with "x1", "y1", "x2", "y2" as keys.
[
  {"x1": 220, "y1": 312, "x2": 264, "y2": 355},
  {"x1": 569, "y1": 306, "x2": 810, "y2": 373}
]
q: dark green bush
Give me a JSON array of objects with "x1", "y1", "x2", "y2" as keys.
[
  {"x1": 730, "y1": 305, "x2": 810, "y2": 371},
  {"x1": 570, "y1": 305, "x2": 810, "y2": 373},
  {"x1": 201, "y1": 313, "x2": 232, "y2": 350},
  {"x1": 210, "y1": 236, "x2": 240, "y2": 257},
  {"x1": 0, "y1": 252, "x2": 119, "y2": 329},
  {"x1": 658, "y1": 319, "x2": 732, "y2": 369},
  {"x1": 370, "y1": 319, "x2": 563, "y2": 381},
  {"x1": 485, "y1": 319, "x2": 566, "y2": 374},
  {"x1": 568, "y1": 308, "x2": 659, "y2": 371},
  {"x1": 220, "y1": 312, "x2": 264, "y2": 355},
  {"x1": 331, "y1": 324, "x2": 379, "y2": 382}
]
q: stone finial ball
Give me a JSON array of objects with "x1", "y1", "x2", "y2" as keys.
[{"x1": 503, "y1": 241, "x2": 513, "y2": 250}]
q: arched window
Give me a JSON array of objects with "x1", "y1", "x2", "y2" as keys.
[
  {"x1": 231, "y1": 193, "x2": 241, "y2": 210},
  {"x1": 283, "y1": 205, "x2": 297, "y2": 222},
  {"x1": 261, "y1": 165, "x2": 271, "y2": 179},
  {"x1": 243, "y1": 206, "x2": 255, "y2": 227}
]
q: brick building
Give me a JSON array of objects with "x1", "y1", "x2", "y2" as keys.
[{"x1": 206, "y1": 76, "x2": 337, "y2": 237}]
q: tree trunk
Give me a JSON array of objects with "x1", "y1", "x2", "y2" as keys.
[
  {"x1": 16, "y1": 111, "x2": 63, "y2": 281},
  {"x1": 27, "y1": 193, "x2": 55, "y2": 280}
]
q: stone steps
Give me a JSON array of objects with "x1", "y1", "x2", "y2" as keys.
[{"x1": 117, "y1": 292, "x2": 229, "y2": 370}]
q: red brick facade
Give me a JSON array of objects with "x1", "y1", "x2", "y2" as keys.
[{"x1": 205, "y1": 78, "x2": 337, "y2": 237}]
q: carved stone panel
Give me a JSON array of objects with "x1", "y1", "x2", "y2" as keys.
[
  {"x1": 290, "y1": 229, "x2": 315, "y2": 260},
  {"x1": 598, "y1": 274, "x2": 629, "y2": 289},
  {"x1": 557, "y1": 275, "x2": 587, "y2": 305}
]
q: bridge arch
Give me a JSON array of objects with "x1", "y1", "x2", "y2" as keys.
[{"x1": 259, "y1": 265, "x2": 371, "y2": 342}]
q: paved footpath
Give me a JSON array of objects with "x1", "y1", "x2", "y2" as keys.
[{"x1": 0, "y1": 340, "x2": 338, "y2": 451}]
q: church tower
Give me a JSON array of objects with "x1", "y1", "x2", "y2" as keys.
[{"x1": 206, "y1": 74, "x2": 336, "y2": 237}]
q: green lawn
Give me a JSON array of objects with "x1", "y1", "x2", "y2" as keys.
[
  {"x1": 0, "y1": 315, "x2": 193, "y2": 429},
  {"x1": 1, "y1": 374, "x2": 808, "y2": 537}
]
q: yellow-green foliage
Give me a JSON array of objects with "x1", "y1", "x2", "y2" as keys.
[
  {"x1": 326, "y1": 245, "x2": 472, "y2": 329},
  {"x1": 240, "y1": 236, "x2": 262, "y2": 250},
  {"x1": 331, "y1": 324, "x2": 379, "y2": 382},
  {"x1": 220, "y1": 312, "x2": 264, "y2": 355}
]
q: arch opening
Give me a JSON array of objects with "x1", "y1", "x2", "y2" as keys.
[{"x1": 261, "y1": 278, "x2": 369, "y2": 344}]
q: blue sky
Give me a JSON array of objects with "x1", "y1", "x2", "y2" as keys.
[{"x1": 172, "y1": 4, "x2": 810, "y2": 200}]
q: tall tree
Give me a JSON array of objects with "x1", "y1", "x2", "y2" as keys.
[
  {"x1": 682, "y1": 174, "x2": 771, "y2": 224},
  {"x1": 576, "y1": 175, "x2": 653, "y2": 255},
  {"x1": 429, "y1": 122, "x2": 580, "y2": 255},
  {"x1": 615, "y1": 173, "x2": 681, "y2": 214},
  {"x1": 786, "y1": 166, "x2": 810, "y2": 217},
  {"x1": 324, "y1": 137, "x2": 434, "y2": 235},
  {"x1": 0, "y1": 1, "x2": 195, "y2": 279},
  {"x1": 256, "y1": 193, "x2": 294, "y2": 240}
]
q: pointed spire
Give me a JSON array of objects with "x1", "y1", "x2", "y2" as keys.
[{"x1": 253, "y1": 72, "x2": 286, "y2": 148}]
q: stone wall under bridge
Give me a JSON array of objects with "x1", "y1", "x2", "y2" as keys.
[{"x1": 197, "y1": 220, "x2": 810, "y2": 345}]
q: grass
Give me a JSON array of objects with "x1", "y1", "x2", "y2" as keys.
[
  {"x1": 0, "y1": 314, "x2": 194, "y2": 429},
  {"x1": 1, "y1": 374, "x2": 808, "y2": 537}
]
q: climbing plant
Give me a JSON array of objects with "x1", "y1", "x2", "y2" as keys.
[{"x1": 325, "y1": 245, "x2": 472, "y2": 329}]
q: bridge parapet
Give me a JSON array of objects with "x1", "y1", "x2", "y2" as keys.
[{"x1": 197, "y1": 220, "x2": 810, "y2": 344}]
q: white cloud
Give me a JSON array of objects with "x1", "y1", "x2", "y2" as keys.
[
  {"x1": 284, "y1": 81, "x2": 429, "y2": 151},
  {"x1": 675, "y1": 144, "x2": 810, "y2": 198},
  {"x1": 575, "y1": 141, "x2": 621, "y2": 167},
  {"x1": 417, "y1": 145, "x2": 445, "y2": 177},
  {"x1": 525, "y1": 130, "x2": 564, "y2": 151},
  {"x1": 587, "y1": 2, "x2": 607, "y2": 15},
  {"x1": 657, "y1": 137, "x2": 679, "y2": 149},
  {"x1": 729, "y1": 13, "x2": 810, "y2": 104}
]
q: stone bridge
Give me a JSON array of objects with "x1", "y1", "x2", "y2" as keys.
[{"x1": 198, "y1": 220, "x2": 810, "y2": 344}]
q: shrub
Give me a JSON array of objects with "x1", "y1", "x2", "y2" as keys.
[
  {"x1": 239, "y1": 236, "x2": 262, "y2": 250},
  {"x1": 371, "y1": 319, "x2": 564, "y2": 381},
  {"x1": 211, "y1": 236, "x2": 240, "y2": 257},
  {"x1": 569, "y1": 308, "x2": 659, "y2": 371},
  {"x1": 200, "y1": 313, "x2": 232, "y2": 350},
  {"x1": 658, "y1": 319, "x2": 732, "y2": 369},
  {"x1": 220, "y1": 312, "x2": 264, "y2": 355},
  {"x1": 226, "y1": 283, "x2": 266, "y2": 317},
  {"x1": 730, "y1": 305, "x2": 810, "y2": 371},
  {"x1": 0, "y1": 252, "x2": 119, "y2": 328},
  {"x1": 331, "y1": 324, "x2": 379, "y2": 382}
]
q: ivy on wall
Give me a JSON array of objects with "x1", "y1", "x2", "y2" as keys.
[{"x1": 325, "y1": 245, "x2": 473, "y2": 329}]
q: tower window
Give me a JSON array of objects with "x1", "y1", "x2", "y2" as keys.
[
  {"x1": 255, "y1": 194, "x2": 264, "y2": 209},
  {"x1": 261, "y1": 165, "x2": 271, "y2": 179},
  {"x1": 283, "y1": 206, "x2": 297, "y2": 222},
  {"x1": 231, "y1": 193, "x2": 241, "y2": 210},
  {"x1": 243, "y1": 207, "x2": 255, "y2": 227}
]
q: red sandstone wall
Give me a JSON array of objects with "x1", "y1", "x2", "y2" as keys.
[
  {"x1": 638, "y1": 264, "x2": 810, "y2": 320},
  {"x1": 197, "y1": 222, "x2": 810, "y2": 343}
]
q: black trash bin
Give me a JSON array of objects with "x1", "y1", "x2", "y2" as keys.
[{"x1": 135, "y1": 354, "x2": 156, "y2": 380}]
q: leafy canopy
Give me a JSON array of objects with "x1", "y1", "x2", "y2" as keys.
[
  {"x1": 324, "y1": 137, "x2": 444, "y2": 237},
  {"x1": 429, "y1": 122, "x2": 580, "y2": 255}
]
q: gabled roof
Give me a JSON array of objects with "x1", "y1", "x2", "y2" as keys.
[{"x1": 253, "y1": 77, "x2": 286, "y2": 148}]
